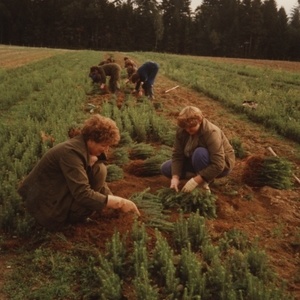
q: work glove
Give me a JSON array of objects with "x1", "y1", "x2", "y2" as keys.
[
  {"x1": 201, "y1": 182, "x2": 211, "y2": 195},
  {"x1": 100, "y1": 83, "x2": 107, "y2": 90},
  {"x1": 181, "y1": 178, "x2": 198, "y2": 193},
  {"x1": 107, "y1": 195, "x2": 140, "y2": 216},
  {"x1": 170, "y1": 177, "x2": 180, "y2": 192}
]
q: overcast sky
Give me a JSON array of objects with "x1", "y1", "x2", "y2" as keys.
[{"x1": 190, "y1": 0, "x2": 298, "y2": 17}]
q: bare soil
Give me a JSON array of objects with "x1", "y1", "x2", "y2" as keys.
[{"x1": 1, "y1": 52, "x2": 299, "y2": 299}]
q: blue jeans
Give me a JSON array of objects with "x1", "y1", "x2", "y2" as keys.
[
  {"x1": 160, "y1": 147, "x2": 229, "y2": 179},
  {"x1": 146, "y1": 62, "x2": 159, "y2": 86},
  {"x1": 142, "y1": 62, "x2": 159, "y2": 95}
]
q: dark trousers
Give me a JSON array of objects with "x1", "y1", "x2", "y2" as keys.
[
  {"x1": 160, "y1": 147, "x2": 229, "y2": 180},
  {"x1": 142, "y1": 62, "x2": 159, "y2": 98}
]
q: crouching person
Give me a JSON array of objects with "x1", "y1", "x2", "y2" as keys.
[
  {"x1": 160, "y1": 106, "x2": 235, "y2": 194},
  {"x1": 18, "y1": 114, "x2": 140, "y2": 231}
]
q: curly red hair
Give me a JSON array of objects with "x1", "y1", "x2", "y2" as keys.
[{"x1": 82, "y1": 114, "x2": 120, "y2": 145}]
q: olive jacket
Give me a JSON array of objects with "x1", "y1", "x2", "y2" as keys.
[
  {"x1": 124, "y1": 59, "x2": 137, "y2": 68},
  {"x1": 17, "y1": 135, "x2": 107, "y2": 230},
  {"x1": 172, "y1": 118, "x2": 235, "y2": 182},
  {"x1": 98, "y1": 63, "x2": 121, "y2": 83}
]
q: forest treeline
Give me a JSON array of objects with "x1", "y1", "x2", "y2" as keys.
[{"x1": 0, "y1": 0, "x2": 300, "y2": 61}]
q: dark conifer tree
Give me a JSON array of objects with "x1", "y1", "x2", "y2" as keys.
[
  {"x1": 239, "y1": 0, "x2": 264, "y2": 58},
  {"x1": 261, "y1": 0, "x2": 281, "y2": 59},
  {"x1": 194, "y1": 0, "x2": 222, "y2": 56},
  {"x1": 273, "y1": 7, "x2": 290, "y2": 60},
  {"x1": 0, "y1": 0, "x2": 298, "y2": 60},
  {"x1": 161, "y1": 0, "x2": 192, "y2": 54},
  {"x1": 131, "y1": 0, "x2": 160, "y2": 51},
  {"x1": 288, "y1": 6, "x2": 300, "y2": 60},
  {"x1": 216, "y1": 0, "x2": 240, "y2": 57}
]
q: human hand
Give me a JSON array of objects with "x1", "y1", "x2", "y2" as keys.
[
  {"x1": 89, "y1": 155, "x2": 98, "y2": 167},
  {"x1": 170, "y1": 177, "x2": 180, "y2": 192},
  {"x1": 100, "y1": 83, "x2": 106, "y2": 90},
  {"x1": 138, "y1": 90, "x2": 143, "y2": 97},
  {"x1": 107, "y1": 195, "x2": 140, "y2": 216},
  {"x1": 181, "y1": 178, "x2": 198, "y2": 193},
  {"x1": 201, "y1": 182, "x2": 211, "y2": 194}
]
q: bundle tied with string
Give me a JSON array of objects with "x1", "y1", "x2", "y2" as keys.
[{"x1": 242, "y1": 155, "x2": 293, "y2": 189}]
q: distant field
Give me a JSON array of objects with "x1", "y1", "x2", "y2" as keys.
[
  {"x1": 1, "y1": 44, "x2": 300, "y2": 71},
  {"x1": 0, "y1": 45, "x2": 71, "y2": 69}
]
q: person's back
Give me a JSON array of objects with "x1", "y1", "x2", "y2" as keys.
[
  {"x1": 100, "y1": 63, "x2": 121, "y2": 93},
  {"x1": 101, "y1": 63, "x2": 121, "y2": 76},
  {"x1": 99, "y1": 57, "x2": 115, "y2": 66},
  {"x1": 126, "y1": 65, "x2": 137, "y2": 78},
  {"x1": 18, "y1": 136, "x2": 91, "y2": 230},
  {"x1": 136, "y1": 61, "x2": 159, "y2": 99},
  {"x1": 124, "y1": 57, "x2": 137, "y2": 68}
]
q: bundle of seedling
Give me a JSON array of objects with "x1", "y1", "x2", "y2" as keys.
[
  {"x1": 142, "y1": 155, "x2": 169, "y2": 176},
  {"x1": 157, "y1": 188, "x2": 217, "y2": 218},
  {"x1": 229, "y1": 137, "x2": 247, "y2": 159},
  {"x1": 119, "y1": 131, "x2": 133, "y2": 146},
  {"x1": 127, "y1": 145, "x2": 173, "y2": 176},
  {"x1": 131, "y1": 188, "x2": 174, "y2": 232},
  {"x1": 132, "y1": 187, "x2": 217, "y2": 222},
  {"x1": 129, "y1": 142, "x2": 155, "y2": 159},
  {"x1": 127, "y1": 155, "x2": 165, "y2": 176},
  {"x1": 106, "y1": 164, "x2": 124, "y2": 182},
  {"x1": 242, "y1": 155, "x2": 293, "y2": 189},
  {"x1": 111, "y1": 147, "x2": 130, "y2": 166}
]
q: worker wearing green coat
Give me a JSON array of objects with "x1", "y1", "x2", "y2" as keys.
[
  {"x1": 18, "y1": 114, "x2": 140, "y2": 231},
  {"x1": 89, "y1": 63, "x2": 121, "y2": 93}
]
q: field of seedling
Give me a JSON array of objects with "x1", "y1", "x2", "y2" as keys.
[{"x1": 0, "y1": 45, "x2": 299, "y2": 299}]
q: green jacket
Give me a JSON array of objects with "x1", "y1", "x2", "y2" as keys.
[
  {"x1": 17, "y1": 135, "x2": 107, "y2": 230},
  {"x1": 98, "y1": 63, "x2": 121, "y2": 83},
  {"x1": 172, "y1": 118, "x2": 235, "y2": 182}
]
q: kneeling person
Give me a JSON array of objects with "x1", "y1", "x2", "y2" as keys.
[
  {"x1": 18, "y1": 114, "x2": 140, "y2": 231},
  {"x1": 160, "y1": 106, "x2": 235, "y2": 193}
]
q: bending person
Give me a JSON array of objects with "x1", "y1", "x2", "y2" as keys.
[
  {"x1": 124, "y1": 57, "x2": 137, "y2": 78},
  {"x1": 18, "y1": 114, "x2": 140, "y2": 231},
  {"x1": 89, "y1": 63, "x2": 121, "y2": 94},
  {"x1": 130, "y1": 61, "x2": 159, "y2": 100},
  {"x1": 161, "y1": 106, "x2": 235, "y2": 193}
]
